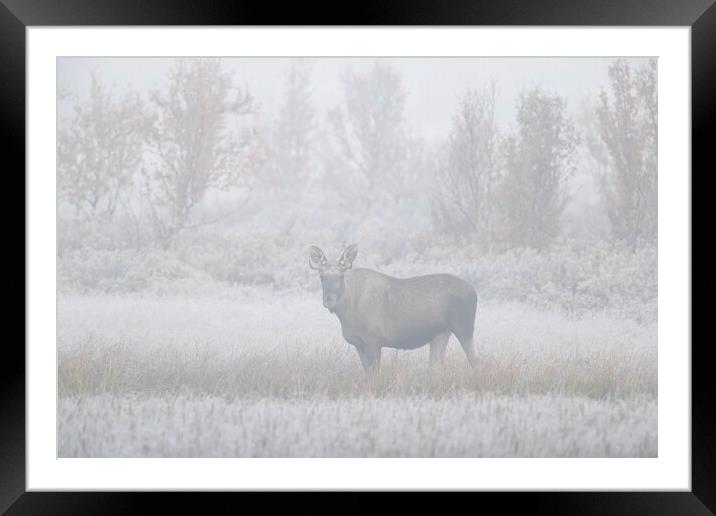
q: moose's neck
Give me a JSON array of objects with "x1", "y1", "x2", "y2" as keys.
[{"x1": 333, "y1": 275, "x2": 353, "y2": 323}]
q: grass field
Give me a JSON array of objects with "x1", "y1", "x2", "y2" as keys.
[{"x1": 57, "y1": 289, "x2": 657, "y2": 457}]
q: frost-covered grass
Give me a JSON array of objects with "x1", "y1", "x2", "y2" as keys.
[
  {"x1": 58, "y1": 393, "x2": 657, "y2": 458},
  {"x1": 57, "y1": 289, "x2": 657, "y2": 457}
]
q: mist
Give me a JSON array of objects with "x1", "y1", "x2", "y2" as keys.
[{"x1": 57, "y1": 56, "x2": 657, "y2": 458}]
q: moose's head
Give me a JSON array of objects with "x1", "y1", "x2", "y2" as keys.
[{"x1": 309, "y1": 244, "x2": 358, "y2": 313}]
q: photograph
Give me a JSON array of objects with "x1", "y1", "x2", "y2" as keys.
[{"x1": 55, "y1": 55, "x2": 659, "y2": 458}]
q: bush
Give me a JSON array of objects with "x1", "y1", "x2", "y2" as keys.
[
  {"x1": 57, "y1": 247, "x2": 214, "y2": 294},
  {"x1": 57, "y1": 219, "x2": 656, "y2": 321},
  {"x1": 384, "y1": 240, "x2": 656, "y2": 320}
]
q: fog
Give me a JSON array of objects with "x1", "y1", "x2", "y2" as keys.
[
  {"x1": 57, "y1": 56, "x2": 657, "y2": 458},
  {"x1": 58, "y1": 56, "x2": 645, "y2": 140}
]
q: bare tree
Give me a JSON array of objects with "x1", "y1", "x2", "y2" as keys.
[
  {"x1": 593, "y1": 58, "x2": 657, "y2": 249},
  {"x1": 432, "y1": 84, "x2": 500, "y2": 246},
  {"x1": 497, "y1": 86, "x2": 579, "y2": 249},
  {"x1": 326, "y1": 62, "x2": 409, "y2": 201},
  {"x1": 57, "y1": 74, "x2": 151, "y2": 220},
  {"x1": 268, "y1": 60, "x2": 317, "y2": 188},
  {"x1": 143, "y1": 58, "x2": 262, "y2": 241}
]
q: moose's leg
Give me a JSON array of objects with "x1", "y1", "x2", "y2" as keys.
[
  {"x1": 373, "y1": 346, "x2": 382, "y2": 371},
  {"x1": 356, "y1": 347, "x2": 370, "y2": 371},
  {"x1": 456, "y1": 334, "x2": 478, "y2": 369},
  {"x1": 356, "y1": 344, "x2": 382, "y2": 376},
  {"x1": 429, "y1": 332, "x2": 450, "y2": 371}
]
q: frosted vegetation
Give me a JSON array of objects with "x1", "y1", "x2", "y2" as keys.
[
  {"x1": 59, "y1": 394, "x2": 656, "y2": 458},
  {"x1": 58, "y1": 292, "x2": 656, "y2": 457},
  {"x1": 57, "y1": 57, "x2": 658, "y2": 457}
]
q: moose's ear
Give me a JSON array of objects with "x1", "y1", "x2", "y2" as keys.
[
  {"x1": 309, "y1": 246, "x2": 327, "y2": 271},
  {"x1": 338, "y1": 244, "x2": 358, "y2": 270}
]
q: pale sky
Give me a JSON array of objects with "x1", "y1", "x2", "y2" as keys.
[{"x1": 57, "y1": 56, "x2": 651, "y2": 143}]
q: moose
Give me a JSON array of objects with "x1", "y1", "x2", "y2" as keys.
[{"x1": 309, "y1": 244, "x2": 478, "y2": 375}]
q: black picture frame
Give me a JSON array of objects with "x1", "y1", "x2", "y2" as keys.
[{"x1": 3, "y1": 0, "x2": 709, "y2": 512}]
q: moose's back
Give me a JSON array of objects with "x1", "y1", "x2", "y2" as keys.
[{"x1": 343, "y1": 268, "x2": 477, "y2": 350}]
